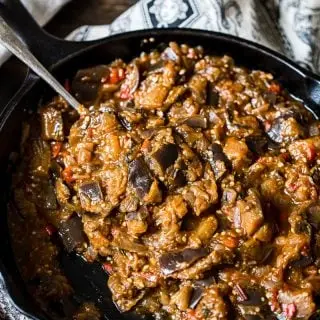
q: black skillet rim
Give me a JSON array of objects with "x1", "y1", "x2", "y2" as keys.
[
  {"x1": 1, "y1": 27, "x2": 320, "y2": 128},
  {"x1": 1, "y1": 27, "x2": 320, "y2": 320}
]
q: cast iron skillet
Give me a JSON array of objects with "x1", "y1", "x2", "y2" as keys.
[{"x1": 1, "y1": 1, "x2": 320, "y2": 319}]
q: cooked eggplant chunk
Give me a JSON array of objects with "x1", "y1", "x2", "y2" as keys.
[
  {"x1": 152, "y1": 143, "x2": 179, "y2": 171},
  {"x1": 125, "y1": 206, "x2": 149, "y2": 235},
  {"x1": 40, "y1": 106, "x2": 64, "y2": 141},
  {"x1": 168, "y1": 169, "x2": 187, "y2": 190},
  {"x1": 128, "y1": 157, "x2": 154, "y2": 199},
  {"x1": 185, "y1": 115, "x2": 207, "y2": 129},
  {"x1": 78, "y1": 181, "x2": 103, "y2": 213},
  {"x1": 266, "y1": 115, "x2": 304, "y2": 144},
  {"x1": 79, "y1": 181, "x2": 103, "y2": 202},
  {"x1": 58, "y1": 215, "x2": 86, "y2": 252},
  {"x1": 12, "y1": 42, "x2": 320, "y2": 320},
  {"x1": 163, "y1": 85, "x2": 187, "y2": 109},
  {"x1": 206, "y1": 82, "x2": 220, "y2": 106},
  {"x1": 72, "y1": 65, "x2": 109, "y2": 103},
  {"x1": 188, "y1": 75, "x2": 208, "y2": 104},
  {"x1": 189, "y1": 276, "x2": 216, "y2": 309},
  {"x1": 289, "y1": 254, "x2": 313, "y2": 268},
  {"x1": 159, "y1": 248, "x2": 209, "y2": 275},
  {"x1": 189, "y1": 286, "x2": 203, "y2": 309},
  {"x1": 206, "y1": 143, "x2": 230, "y2": 180},
  {"x1": 233, "y1": 189, "x2": 264, "y2": 236},
  {"x1": 39, "y1": 183, "x2": 58, "y2": 210},
  {"x1": 176, "y1": 124, "x2": 210, "y2": 155},
  {"x1": 237, "y1": 287, "x2": 265, "y2": 306},
  {"x1": 162, "y1": 46, "x2": 180, "y2": 62},
  {"x1": 245, "y1": 135, "x2": 268, "y2": 155}
]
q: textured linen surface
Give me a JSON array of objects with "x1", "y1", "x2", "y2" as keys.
[{"x1": 1, "y1": 0, "x2": 320, "y2": 319}]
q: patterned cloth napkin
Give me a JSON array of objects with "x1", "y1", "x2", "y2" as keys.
[
  {"x1": 1, "y1": 0, "x2": 320, "y2": 73},
  {"x1": 1, "y1": 0, "x2": 320, "y2": 319}
]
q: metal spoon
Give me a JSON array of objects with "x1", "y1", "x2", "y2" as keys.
[{"x1": 0, "y1": 16, "x2": 81, "y2": 111}]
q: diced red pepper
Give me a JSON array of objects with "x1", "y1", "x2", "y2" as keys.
[
  {"x1": 102, "y1": 262, "x2": 113, "y2": 274},
  {"x1": 186, "y1": 309, "x2": 197, "y2": 320},
  {"x1": 268, "y1": 82, "x2": 281, "y2": 94},
  {"x1": 270, "y1": 289, "x2": 280, "y2": 312},
  {"x1": 306, "y1": 143, "x2": 316, "y2": 162},
  {"x1": 64, "y1": 79, "x2": 71, "y2": 92},
  {"x1": 62, "y1": 167, "x2": 75, "y2": 183},
  {"x1": 45, "y1": 224, "x2": 57, "y2": 236},
  {"x1": 120, "y1": 84, "x2": 131, "y2": 100},
  {"x1": 109, "y1": 68, "x2": 119, "y2": 84},
  {"x1": 222, "y1": 236, "x2": 239, "y2": 249},
  {"x1": 282, "y1": 303, "x2": 296, "y2": 319},
  {"x1": 51, "y1": 142, "x2": 62, "y2": 158},
  {"x1": 109, "y1": 67, "x2": 126, "y2": 84},
  {"x1": 288, "y1": 183, "x2": 298, "y2": 192},
  {"x1": 87, "y1": 128, "x2": 94, "y2": 139},
  {"x1": 141, "y1": 139, "x2": 151, "y2": 151},
  {"x1": 264, "y1": 120, "x2": 272, "y2": 131}
]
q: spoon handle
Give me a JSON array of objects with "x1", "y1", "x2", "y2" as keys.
[{"x1": 0, "y1": 16, "x2": 80, "y2": 111}]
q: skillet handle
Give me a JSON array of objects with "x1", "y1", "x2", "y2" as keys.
[{"x1": 0, "y1": 0, "x2": 96, "y2": 68}]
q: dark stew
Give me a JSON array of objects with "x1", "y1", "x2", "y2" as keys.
[{"x1": 9, "y1": 42, "x2": 320, "y2": 319}]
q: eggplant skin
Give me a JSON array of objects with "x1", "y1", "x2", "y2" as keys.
[
  {"x1": 206, "y1": 85, "x2": 220, "y2": 106},
  {"x1": 265, "y1": 116, "x2": 285, "y2": 143},
  {"x1": 78, "y1": 181, "x2": 104, "y2": 213},
  {"x1": 189, "y1": 276, "x2": 216, "y2": 309},
  {"x1": 128, "y1": 157, "x2": 154, "y2": 199},
  {"x1": 206, "y1": 143, "x2": 230, "y2": 180},
  {"x1": 289, "y1": 255, "x2": 313, "y2": 268},
  {"x1": 58, "y1": 215, "x2": 86, "y2": 252},
  {"x1": 185, "y1": 115, "x2": 207, "y2": 129},
  {"x1": 189, "y1": 287, "x2": 203, "y2": 309},
  {"x1": 79, "y1": 181, "x2": 103, "y2": 203},
  {"x1": 238, "y1": 287, "x2": 265, "y2": 306},
  {"x1": 153, "y1": 143, "x2": 179, "y2": 171},
  {"x1": 245, "y1": 135, "x2": 268, "y2": 155},
  {"x1": 210, "y1": 143, "x2": 229, "y2": 163},
  {"x1": 159, "y1": 248, "x2": 209, "y2": 275},
  {"x1": 72, "y1": 65, "x2": 109, "y2": 103},
  {"x1": 265, "y1": 114, "x2": 304, "y2": 144}
]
